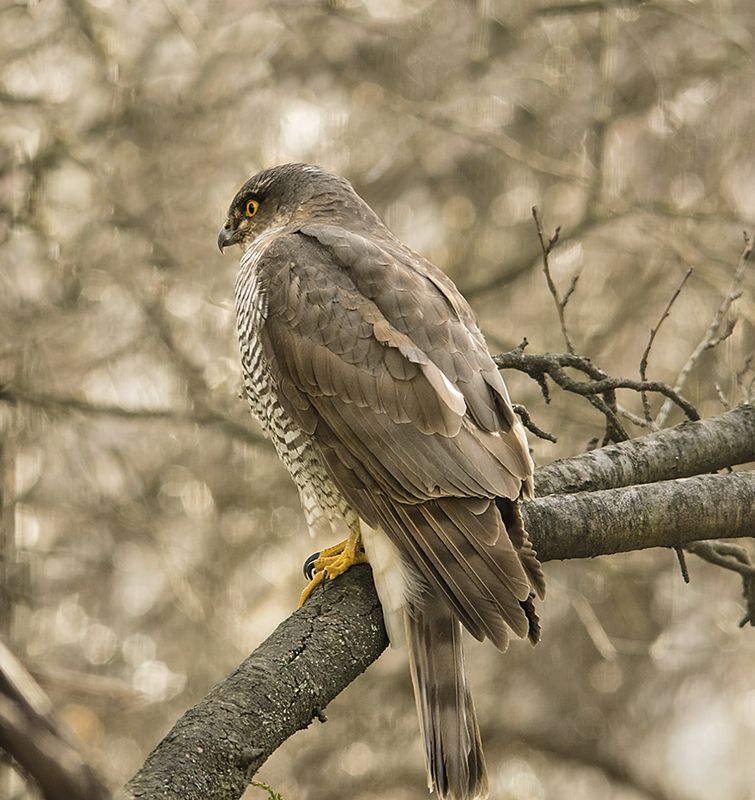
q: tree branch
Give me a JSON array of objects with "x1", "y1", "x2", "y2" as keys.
[
  {"x1": 123, "y1": 407, "x2": 755, "y2": 800},
  {"x1": 494, "y1": 347, "x2": 700, "y2": 437},
  {"x1": 0, "y1": 386, "x2": 265, "y2": 445},
  {"x1": 533, "y1": 404, "x2": 755, "y2": 496},
  {"x1": 0, "y1": 639, "x2": 110, "y2": 800},
  {"x1": 524, "y1": 471, "x2": 755, "y2": 562},
  {"x1": 122, "y1": 567, "x2": 387, "y2": 800},
  {"x1": 532, "y1": 207, "x2": 573, "y2": 355},
  {"x1": 655, "y1": 232, "x2": 752, "y2": 428},
  {"x1": 685, "y1": 540, "x2": 755, "y2": 627},
  {"x1": 639, "y1": 267, "x2": 693, "y2": 425}
]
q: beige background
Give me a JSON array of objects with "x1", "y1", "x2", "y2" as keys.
[{"x1": 1, "y1": 1, "x2": 754, "y2": 798}]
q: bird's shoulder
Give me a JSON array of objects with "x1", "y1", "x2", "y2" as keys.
[{"x1": 253, "y1": 222, "x2": 519, "y2": 436}]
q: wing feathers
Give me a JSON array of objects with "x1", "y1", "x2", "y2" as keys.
[
  {"x1": 356, "y1": 491, "x2": 539, "y2": 650},
  {"x1": 257, "y1": 228, "x2": 543, "y2": 652},
  {"x1": 374, "y1": 496, "x2": 504, "y2": 645}
]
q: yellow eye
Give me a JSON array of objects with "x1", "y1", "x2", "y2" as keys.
[{"x1": 246, "y1": 199, "x2": 259, "y2": 217}]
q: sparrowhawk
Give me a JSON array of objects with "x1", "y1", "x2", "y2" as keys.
[{"x1": 218, "y1": 163, "x2": 545, "y2": 800}]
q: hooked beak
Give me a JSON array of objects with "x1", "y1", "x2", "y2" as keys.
[{"x1": 217, "y1": 223, "x2": 239, "y2": 253}]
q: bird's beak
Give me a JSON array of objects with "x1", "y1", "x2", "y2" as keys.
[{"x1": 217, "y1": 224, "x2": 239, "y2": 253}]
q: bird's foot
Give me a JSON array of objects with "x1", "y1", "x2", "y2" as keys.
[{"x1": 299, "y1": 531, "x2": 368, "y2": 607}]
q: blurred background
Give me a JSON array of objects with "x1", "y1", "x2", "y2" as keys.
[{"x1": 1, "y1": 0, "x2": 755, "y2": 798}]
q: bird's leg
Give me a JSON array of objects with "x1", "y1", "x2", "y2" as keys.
[{"x1": 299, "y1": 520, "x2": 368, "y2": 606}]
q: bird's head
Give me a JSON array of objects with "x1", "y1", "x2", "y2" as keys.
[{"x1": 218, "y1": 162, "x2": 381, "y2": 253}]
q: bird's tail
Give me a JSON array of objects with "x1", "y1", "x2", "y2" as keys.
[{"x1": 405, "y1": 597, "x2": 489, "y2": 800}]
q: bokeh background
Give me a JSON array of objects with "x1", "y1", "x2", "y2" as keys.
[{"x1": 2, "y1": 0, "x2": 755, "y2": 798}]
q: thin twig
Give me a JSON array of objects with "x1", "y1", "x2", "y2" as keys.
[
  {"x1": 714, "y1": 383, "x2": 731, "y2": 411},
  {"x1": 616, "y1": 404, "x2": 654, "y2": 428},
  {"x1": 685, "y1": 540, "x2": 755, "y2": 627},
  {"x1": 569, "y1": 591, "x2": 617, "y2": 660},
  {"x1": 639, "y1": 267, "x2": 693, "y2": 425},
  {"x1": 737, "y1": 352, "x2": 755, "y2": 404},
  {"x1": 512, "y1": 403, "x2": 557, "y2": 443},
  {"x1": 656, "y1": 233, "x2": 752, "y2": 427},
  {"x1": 494, "y1": 349, "x2": 700, "y2": 425},
  {"x1": 561, "y1": 271, "x2": 581, "y2": 309},
  {"x1": 532, "y1": 207, "x2": 574, "y2": 354},
  {"x1": 674, "y1": 548, "x2": 690, "y2": 583}
]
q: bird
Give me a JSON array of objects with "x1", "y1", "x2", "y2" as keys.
[{"x1": 218, "y1": 163, "x2": 545, "y2": 800}]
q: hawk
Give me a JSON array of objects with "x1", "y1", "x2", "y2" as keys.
[{"x1": 218, "y1": 163, "x2": 545, "y2": 800}]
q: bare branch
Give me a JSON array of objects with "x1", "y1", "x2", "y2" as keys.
[
  {"x1": 524, "y1": 472, "x2": 755, "y2": 563},
  {"x1": 616, "y1": 404, "x2": 655, "y2": 428},
  {"x1": 532, "y1": 207, "x2": 574, "y2": 354},
  {"x1": 123, "y1": 565, "x2": 387, "y2": 800},
  {"x1": 123, "y1": 469, "x2": 755, "y2": 799},
  {"x1": 685, "y1": 541, "x2": 755, "y2": 627},
  {"x1": 569, "y1": 590, "x2": 617, "y2": 660},
  {"x1": 0, "y1": 386, "x2": 266, "y2": 445},
  {"x1": 715, "y1": 382, "x2": 731, "y2": 411},
  {"x1": 494, "y1": 348, "x2": 699, "y2": 428},
  {"x1": 533, "y1": 405, "x2": 754, "y2": 497},
  {"x1": 639, "y1": 267, "x2": 693, "y2": 425},
  {"x1": 656, "y1": 233, "x2": 753, "y2": 427},
  {"x1": 0, "y1": 640, "x2": 111, "y2": 800},
  {"x1": 737, "y1": 352, "x2": 755, "y2": 404},
  {"x1": 512, "y1": 402, "x2": 557, "y2": 443},
  {"x1": 674, "y1": 548, "x2": 691, "y2": 584}
]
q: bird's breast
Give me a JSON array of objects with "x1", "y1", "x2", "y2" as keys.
[{"x1": 234, "y1": 231, "x2": 354, "y2": 534}]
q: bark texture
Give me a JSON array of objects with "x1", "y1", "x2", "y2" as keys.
[
  {"x1": 124, "y1": 566, "x2": 386, "y2": 800},
  {"x1": 534, "y1": 405, "x2": 755, "y2": 496},
  {"x1": 525, "y1": 472, "x2": 755, "y2": 562}
]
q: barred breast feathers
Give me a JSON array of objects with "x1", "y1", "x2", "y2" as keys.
[{"x1": 234, "y1": 226, "x2": 356, "y2": 538}]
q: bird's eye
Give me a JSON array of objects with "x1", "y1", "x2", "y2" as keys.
[{"x1": 246, "y1": 199, "x2": 259, "y2": 217}]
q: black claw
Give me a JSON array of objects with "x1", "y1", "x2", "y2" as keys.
[{"x1": 303, "y1": 551, "x2": 321, "y2": 580}]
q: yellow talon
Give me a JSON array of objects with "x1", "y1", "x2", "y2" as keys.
[{"x1": 299, "y1": 524, "x2": 368, "y2": 607}]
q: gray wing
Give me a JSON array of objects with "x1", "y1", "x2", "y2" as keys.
[{"x1": 257, "y1": 225, "x2": 544, "y2": 646}]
